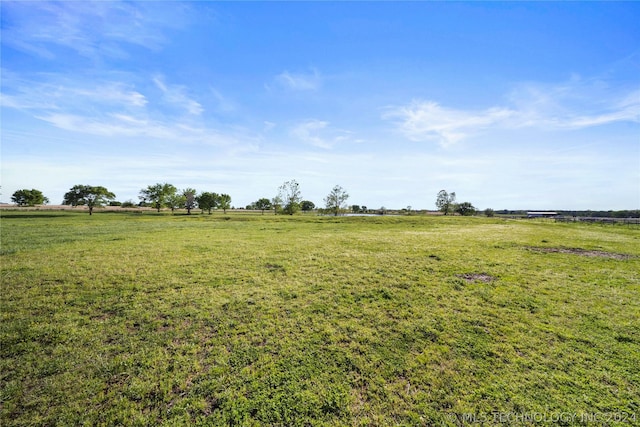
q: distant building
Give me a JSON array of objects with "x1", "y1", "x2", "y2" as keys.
[{"x1": 527, "y1": 211, "x2": 558, "y2": 218}]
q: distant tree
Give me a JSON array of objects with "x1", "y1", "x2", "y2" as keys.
[
  {"x1": 121, "y1": 200, "x2": 136, "y2": 208},
  {"x1": 351, "y1": 205, "x2": 361, "y2": 213},
  {"x1": 218, "y1": 193, "x2": 231, "y2": 213},
  {"x1": 166, "y1": 193, "x2": 186, "y2": 212},
  {"x1": 456, "y1": 202, "x2": 477, "y2": 216},
  {"x1": 61, "y1": 186, "x2": 84, "y2": 207},
  {"x1": 11, "y1": 189, "x2": 49, "y2": 206},
  {"x1": 484, "y1": 208, "x2": 495, "y2": 217},
  {"x1": 182, "y1": 188, "x2": 197, "y2": 215},
  {"x1": 62, "y1": 185, "x2": 115, "y2": 215},
  {"x1": 436, "y1": 190, "x2": 456, "y2": 215},
  {"x1": 379, "y1": 206, "x2": 387, "y2": 215},
  {"x1": 361, "y1": 205, "x2": 368, "y2": 213},
  {"x1": 140, "y1": 183, "x2": 177, "y2": 212},
  {"x1": 278, "y1": 180, "x2": 302, "y2": 215},
  {"x1": 324, "y1": 185, "x2": 349, "y2": 216},
  {"x1": 301, "y1": 200, "x2": 315, "y2": 212},
  {"x1": 197, "y1": 192, "x2": 218, "y2": 214},
  {"x1": 254, "y1": 198, "x2": 272, "y2": 215},
  {"x1": 271, "y1": 195, "x2": 283, "y2": 215}
]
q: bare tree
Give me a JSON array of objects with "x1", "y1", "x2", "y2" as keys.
[
  {"x1": 324, "y1": 185, "x2": 349, "y2": 216},
  {"x1": 183, "y1": 188, "x2": 197, "y2": 215},
  {"x1": 278, "y1": 180, "x2": 302, "y2": 215},
  {"x1": 436, "y1": 190, "x2": 456, "y2": 215}
]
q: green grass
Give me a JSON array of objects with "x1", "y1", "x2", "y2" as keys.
[{"x1": 1, "y1": 211, "x2": 639, "y2": 425}]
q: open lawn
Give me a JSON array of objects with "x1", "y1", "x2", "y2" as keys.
[{"x1": 1, "y1": 211, "x2": 639, "y2": 426}]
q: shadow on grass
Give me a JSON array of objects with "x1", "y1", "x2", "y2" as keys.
[{"x1": 0, "y1": 213, "x2": 71, "y2": 219}]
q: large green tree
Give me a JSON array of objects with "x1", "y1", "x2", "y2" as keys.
[
  {"x1": 197, "y1": 192, "x2": 218, "y2": 214},
  {"x1": 278, "y1": 180, "x2": 302, "y2": 215},
  {"x1": 301, "y1": 200, "x2": 315, "y2": 212},
  {"x1": 166, "y1": 193, "x2": 186, "y2": 213},
  {"x1": 455, "y1": 202, "x2": 477, "y2": 216},
  {"x1": 62, "y1": 185, "x2": 115, "y2": 215},
  {"x1": 436, "y1": 190, "x2": 456, "y2": 215},
  {"x1": 254, "y1": 198, "x2": 272, "y2": 215},
  {"x1": 11, "y1": 189, "x2": 49, "y2": 206},
  {"x1": 324, "y1": 185, "x2": 349, "y2": 216},
  {"x1": 139, "y1": 183, "x2": 177, "y2": 212}
]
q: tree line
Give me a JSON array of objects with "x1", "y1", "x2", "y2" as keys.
[
  {"x1": 20, "y1": 182, "x2": 603, "y2": 218},
  {"x1": 244, "y1": 181, "x2": 350, "y2": 216},
  {"x1": 8, "y1": 181, "x2": 352, "y2": 216},
  {"x1": 435, "y1": 190, "x2": 478, "y2": 216}
]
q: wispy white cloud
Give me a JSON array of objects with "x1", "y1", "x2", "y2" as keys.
[
  {"x1": 32, "y1": 111, "x2": 246, "y2": 148},
  {"x1": 291, "y1": 119, "x2": 330, "y2": 148},
  {"x1": 290, "y1": 119, "x2": 356, "y2": 149},
  {"x1": 1, "y1": 1, "x2": 187, "y2": 61},
  {"x1": 210, "y1": 87, "x2": 236, "y2": 113},
  {"x1": 385, "y1": 78, "x2": 639, "y2": 146},
  {"x1": 1, "y1": 72, "x2": 245, "y2": 146},
  {"x1": 274, "y1": 69, "x2": 322, "y2": 91},
  {"x1": 76, "y1": 83, "x2": 148, "y2": 108},
  {"x1": 562, "y1": 88, "x2": 640, "y2": 129},
  {"x1": 35, "y1": 112, "x2": 171, "y2": 139},
  {"x1": 1, "y1": 71, "x2": 147, "y2": 111},
  {"x1": 263, "y1": 121, "x2": 277, "y2": 132},
  {"x1": 383, "y1": 101, "x2": 514, "y2": 146},
  {"x1": 152, "y1": 75, "x2": 203, "y2": 115},
  {"x1": 506, "y1": 79, "x2": 640, "y2": 130}
]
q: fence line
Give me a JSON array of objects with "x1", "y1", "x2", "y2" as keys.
[{"x1": 555, "y1": 216, "x2": 640, "y2": 226}]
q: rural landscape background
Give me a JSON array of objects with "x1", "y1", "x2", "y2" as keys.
[
  {"x1": 1, "y1": 1, "x2": 639, "y2": 210},
  {"x1": 2, "y1": 1, "x2": 639, "y2": 426}
]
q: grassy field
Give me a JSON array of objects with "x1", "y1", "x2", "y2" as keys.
[{"x1": 1, "y1": 211, "x2": 639, "y2": 426}]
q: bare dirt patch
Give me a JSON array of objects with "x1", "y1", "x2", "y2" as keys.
[
  {"x1": 527, "y1": 247, "x2": 633, "y2": 260},
  {"x1": 265, "y1": 263, "x2": 286, "y2": 272},
  {"x1": 456, "y1": 273, "x2": 497, "y2": 283}
]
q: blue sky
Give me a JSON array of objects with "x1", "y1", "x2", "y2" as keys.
[{"x1": 2, "y1": 1, "x2": 639, "y2": 210}]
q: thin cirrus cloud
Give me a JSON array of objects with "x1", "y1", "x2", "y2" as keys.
[
  {"x1": 273, "y1": 69, "x2": 322, "y2": 91},
  {"x1": 385, "y1": 80, "x2": 640, "y2": 146},
  {"x1": 152, "y1": 76, "x2": 203, "y2": 116},
  {"x1": 383, "y1": 101, "x2": 515, "y2": 146},
  {"x1": 291, "y1": 119, "x2": 331, "y2": 148},
  {"x1": 1, "y1": 71, "x2": 148, "y2": 111},
  {"x1": 33, "y1": 109, "x2": 240, "y2": 146},
  {"x1": 34, "y1": 112, "x2": 172, "y2": 139},
  {"x1": 505, "y1": 78, "x2": 640, "y2": 130},
  {"x1": 2, "y1": 71, "x2": 216, "y2": 141},
  {"x1": 290, "y1": 119, "x2": 356, "y2": 149},
  {"x1": 560, "y1": 89, "x2": 640, "y2": 129},
  {"x1": 0, "y1": 1, "x2": 184, "y2": 60}
]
